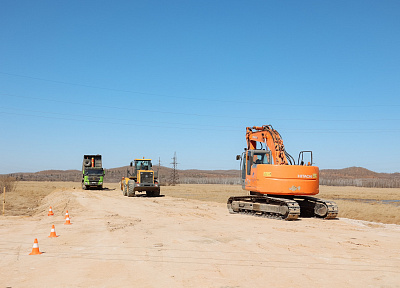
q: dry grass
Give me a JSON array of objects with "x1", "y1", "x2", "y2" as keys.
[
  {"x1": 3, "y1": 182, "x2": 400, "y2": 225},
  {"x1": 333, "y1": 200, "x2": 400, "y2": 224},
  {"x1": 318, "y1": 185, "x2": 400, "y2": 225},
  {"x1": 2, "y1": 181, "x2": 80, "y2": 216},
  {"x1": 318, "y1": 185, "x2": 400, "y2": 200},
  {"x1": 160, "y1": 184, "x2": 400, "y2": 225},
  {"x1": 161, "y1": 184, "x2": 244, "y2": 203}
]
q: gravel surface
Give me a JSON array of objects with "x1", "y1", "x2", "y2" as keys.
[{"x1": 0, "y1": 187, "x2": 399, "y2": 287}]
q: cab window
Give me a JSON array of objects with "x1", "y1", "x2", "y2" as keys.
[{"x1": 253, "y1": 153, "x2": 271, "y2": 165}]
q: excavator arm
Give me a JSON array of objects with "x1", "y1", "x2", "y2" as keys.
[{"x1": 246, "y1": 125, "x2": 290, "y2": 165}]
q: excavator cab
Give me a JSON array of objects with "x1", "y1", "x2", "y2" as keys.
[{"x1": 238, "y1": 150, "x2": 272, "y2": 189}]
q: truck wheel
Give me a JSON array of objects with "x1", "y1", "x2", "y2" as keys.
[
  {"x1": 153, "y1": 189, "x2": 160, "y2": 197},
  {"x1": 123, "y1": 183, "x2": 127, "y2": 196},
  {"x1": 82, "y1": 183, "x2": 86, "y2": 190},
  {"x1": 127, "y1": 181, "x2": 135, "y2": 197},
  {"x1": 83, "y1": 159, "x2": 91, "y2": 167}
]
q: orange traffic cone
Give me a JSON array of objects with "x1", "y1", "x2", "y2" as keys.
[
  {"x1": 29, "y1": 238, "x2": 42, "y2": 255},
  {"x1": 64, "y1": 210, "x2": 69, "y2": 219},
  {"x1": 48, "y1": 206, "x2": 54, "y2": 216},
  {"x1": 48, "y1": 225, "x2": 58, "y2": 238},
  {"x1": 64, "y1": 216, "x2": 71, "y2": 225}
]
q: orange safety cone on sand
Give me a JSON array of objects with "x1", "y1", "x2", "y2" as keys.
[
  {"x1": 64, "y1": 216, "x2": 71, "y2": 225},
  {"x1": 64, "y1": 210, "x2": 69, "y2": 219},
  {"x1": 29, "y1": 238, "x2": 42, "y2": 255},
  {"x1": 48, "y1": 206, "x2": 54, "y2": 216},
  {"x1": 48, "y1": 225, "x2": 59, "y2": 238}
]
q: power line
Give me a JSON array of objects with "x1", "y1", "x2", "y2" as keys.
[
  {"x1": 1, "y1": 110, "x2": 400, "y2": 133},
  {"x1": 0, "y1": 110, "x2": 240, "y2": 131},
  {"x1": 1, "y1": 71, "x2": 399, "y2": 108},
  {"x1": 1, "y1": 93, "x2": 232, "y2": 119},
  {"x1": 0, "y1": 105, "x2": 241, "y2": 130},
  {"x1": 1, "y1": 93, "x2": 400, "y2": 123}
]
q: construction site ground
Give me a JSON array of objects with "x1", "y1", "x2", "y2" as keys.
[{"x1": 0, "y1": 183, "x2": 399, "y2": 287}]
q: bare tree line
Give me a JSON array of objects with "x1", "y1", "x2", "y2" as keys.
[
  {"x1": 179, "y1": 177, "x2": 240, "y2": 185},
  {"x1": 320, "y1": 178, "x2": 400, "y2": 188},
  {"x1": 9, "y1": 172, "x2": 81, "y2": 182},
  {"x1": 4, "y1": 168, "x2": 400, "y2": 188}
]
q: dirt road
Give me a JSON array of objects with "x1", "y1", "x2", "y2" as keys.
[{"x1": 1, "y1": 187, "x2": 399, "y2": 287}]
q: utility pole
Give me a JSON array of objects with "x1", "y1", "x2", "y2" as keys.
[
  {"x1": 157, "y1": 157, "x2": 161, "y2": 183},
  {"x1": 170, "y1": 152, "x2": 179, "y2": 186},
  {"x1": 2, "y1": 187, "x2": 5, "y2": 216}
]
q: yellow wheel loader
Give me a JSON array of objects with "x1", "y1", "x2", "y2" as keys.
[{"x1": 121, "y1": 158, "x2": 160, "y2": 197}]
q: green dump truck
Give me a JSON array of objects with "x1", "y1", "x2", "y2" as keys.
[{"x1": 82, "y1": 154, "x2": 104, "y2": 190}]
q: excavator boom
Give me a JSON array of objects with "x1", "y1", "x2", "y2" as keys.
[{"x1": 246, "y1": 125, "x2": 289, "y2": 165}]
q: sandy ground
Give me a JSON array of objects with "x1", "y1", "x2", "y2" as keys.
[{"x1": 1, "y1": 187, "x2": 399, "y2": 288}]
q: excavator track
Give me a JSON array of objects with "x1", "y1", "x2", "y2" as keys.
[
  {"x1": 227, "y1": 196, "x2": 301, "y2": 220},
  {"x1": 286, "y1": 195, "x2": 339, "y2": 219},
  {"x1": 227, "y1": 195, "x2": 338, "y2": 220}
]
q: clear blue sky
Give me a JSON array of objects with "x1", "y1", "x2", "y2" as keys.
[{"x1": 1, "y1": 0, "x2": 399, "y2": 174}]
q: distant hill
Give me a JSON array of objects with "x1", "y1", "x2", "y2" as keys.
[
  {"x1": 321, "y1": 167, "x2": 379, "y2": 178},
  {"x1": 320, "y1": 166, "x2": 400, "y2": 188},
  {"x1": 5, "y1": 166, "x2": 400, "y2": 188}
]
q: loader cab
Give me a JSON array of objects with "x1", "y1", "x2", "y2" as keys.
[
  {"x1": 130, "y1": 159, "x2": 152, "y2": 173},
  {"x1": 237, "y1": 150, "x2": 271, "y2": 189}
]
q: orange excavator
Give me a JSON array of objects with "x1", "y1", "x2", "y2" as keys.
[{"x1": 227, "y1": 125, "x2": 338, "y2": 220}]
